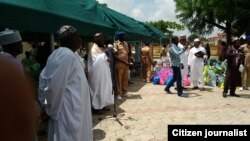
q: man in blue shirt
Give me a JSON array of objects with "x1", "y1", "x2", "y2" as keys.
[{"x1": 164, "y1": 36, "x2": 187, "y2": 98}]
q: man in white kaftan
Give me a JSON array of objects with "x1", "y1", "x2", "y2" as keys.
[
  {"x1": 88, "y1": 33, "x2": 113, "y2": 111},
  {"x1": 174, "y1": 35, "x2": 189, "y2": 89},
  {"x1": 188, "y1": 38, "x2": 207, "y2": 90},
  {"x1": 39, "y1": 25, "x2": 92, "y2": 141},
  {"x1": 179, "y1": 35, "x2": 189, "y2": 80}
]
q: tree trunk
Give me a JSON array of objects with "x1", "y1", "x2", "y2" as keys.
[{"x1": 225, "y1": 21, "x2": 232, "y2": 46}]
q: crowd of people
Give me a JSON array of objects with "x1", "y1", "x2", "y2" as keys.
[
  {"x1": 154, "y1": 34, "x2": 250, "y2": 98},
  {"x1": 0, "y1": 26, "x2": 131, "y2": 141},
  {"x1": 0, "y1": 25, "x2": 250, "y2": 141}
]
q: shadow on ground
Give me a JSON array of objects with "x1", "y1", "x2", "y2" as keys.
[
  {"x1": 92, "y1": 77, "x2": 143, "y2": 128},
  {"x1": 187, "y1": 92, "x2": 202, "y2": 97},
  {"x1": 93, "y1": 128, "x2": 106, "y2": 141},
  {"x1": 128, "y1": 77, "x2": 147, "y2": 92},
  {"x1": 237, "y1": 93, "x2": 250, "y2": 99},
  {"x1": 184, "y1": 87, "x2": 214, "y2": 92}
]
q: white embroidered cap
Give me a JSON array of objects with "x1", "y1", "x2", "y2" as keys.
[{"x1": 0, "y1": 29, "x2": 22, "y2": 45}]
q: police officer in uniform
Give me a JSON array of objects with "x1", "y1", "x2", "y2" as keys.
[
  {"x1": 113, "y1": 31, "x2": 129, "y2": 100},
  {"x1": 141, "y1": 41, "x2": 153, "y2": 83}
]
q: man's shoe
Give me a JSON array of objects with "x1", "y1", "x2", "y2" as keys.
[
  {"x1": 178, "y1": 93, "x2": 188, "y2": 98},
  {"x1": 192, "y1": 86, "x2": 199, "y2": 90},
  {"x1": 230, "y1": 94, "x2": 240, "y2": 97},
  {"x1": 129, "y1": 81, "x2": 134, "y2": 84},
  {"x1": 117, "y1": 96, "x2": 122, "y2": 100},
  {"x1": 165, "y1": 88, "x2": 172, "y2": 94},
  {"x1": 222, "y1": 92, "x2": 227, "y2": 98},
  {"x1": 121, "y1": 94, "x2": 132, "y2": 98}
]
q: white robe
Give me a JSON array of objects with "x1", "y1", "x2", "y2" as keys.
[
  {"x1": 39, "y1": 47, "x2": 92, "y2": 141},
  {"x1": 75, "y1": 51, "x2": 87, "y2": 71},
  {"x1": 188, "y1": 46, "x2": 206, "y2": 87},
  {"x1": 178, "y1": 43, "x2": 189, "y2": 78},
  {"x1": 87, "y1": 43, "x2": 113, "y2": 110}
]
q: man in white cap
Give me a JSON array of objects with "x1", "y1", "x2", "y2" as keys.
[
  {"x1": 87, "y1": 33, "x2": 113, "y2": 114},
  {"x1": 38, "y1": 25, "x2": 93, "y2": 141},
  {"x1": 0, "y1": 29, "x2": 23, "y2": 71},
  {"x1": 188, "y1": 38, "x2": 207, "y2": 90},
  {"x1": 0, "y1": 29, "x2": 37, "y2": 141}
]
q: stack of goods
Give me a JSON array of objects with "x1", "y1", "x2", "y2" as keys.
[
  {"x1": 151, "y1": 67, "x2": 173, "y2": 85},
  {"x1": 151, "y1": 67, "x2": 191, "y2": 86},
  {"x1": 203, "y1": 59, "x2": 227, "y2": 88}
]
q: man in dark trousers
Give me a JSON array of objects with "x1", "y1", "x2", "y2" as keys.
[
  {"x1": 164, "y1": 36, "x2": 187, "y2": 98},
  {"x1": 223, "y1": 38, "x2": 244, "y2": 97}
]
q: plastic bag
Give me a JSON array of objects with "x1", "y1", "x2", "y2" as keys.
[
  {"x1": 214, "y1": 63, "x2": 223, "y2": 74},
  {"x1": 182, "y1": 75, "x2": 191, "y2": 86},
  {"x1": 165, "y1": 76, "x2": 173, "y2": 86},
  {"x1": 206, "y1": 70, "x2": 216, "y2": 87},
  {"x1": 152, "y1": 75, "x2": 160, "y2": 85},
  {"x1": 239, "y1": 64, "x2": 244, "y2": 72},
  {"x1": 203, "y1": 66, "x2": 209, "y2": 76},
  {"x1": 159, "y1": 68, "x2": 172, "y2": 85}
]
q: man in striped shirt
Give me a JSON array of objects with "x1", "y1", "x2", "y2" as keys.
[{"x1": 164, "y1": 36, "x2": 188, "y2": 98}]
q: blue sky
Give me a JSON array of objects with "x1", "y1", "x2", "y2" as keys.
[{"x1": 97, "y1": 0, "x2": 191, "y2": 36}]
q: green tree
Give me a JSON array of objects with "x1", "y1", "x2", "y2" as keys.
[
  {"x1": 146, "y1": 20, "x2": 185, "y2": 36},
  {"x1": 96, "y1": 0, "x2": 108, "y2": 7},
  {"x1": 174, "y1": 0, "x2": 250, "y2": 44},
  {"x1": 188, "y1": 34, "x2": 199, "y2": 42}
]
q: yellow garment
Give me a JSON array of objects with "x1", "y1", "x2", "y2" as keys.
[
  {"x1": 141, "y1": 46, "x2": 152, "y2": 82},
  {"x1": 241, "y1": 44, "x2": 250, "y2": 87},
  {"x1": 114, "y1": 40, "x2": 129, "y2": 95},
  {"x1": 242, "y1": 44, "x2": 250, "y2": 67}
]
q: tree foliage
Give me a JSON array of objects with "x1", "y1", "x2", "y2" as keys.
[
  {"x1": 188, "y1": 34, "x2": 199, "y2": 42},
  {"x1": 174, "y1": 0, "x2": 250, "y2": 44},
  {"x1": 146, "y1": 20, "x2": 185, "y2": 34},
  {"x1": 96, "y1": 0, "x2": 108, "y2": 7}
]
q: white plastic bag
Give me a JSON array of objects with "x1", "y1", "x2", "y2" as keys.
[{"x1": 239, "y1": 64, "x2": 244, "y2": 72}]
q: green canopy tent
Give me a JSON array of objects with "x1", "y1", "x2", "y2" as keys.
[
  {"x1": 97, "y1": 4, "x2": 165, "y2": 41},
  {"x1": 0, "y1": 0, "x2": 166, "y2": 41},
  {"x1": 0, "y1": 0, "x2": 116, "y2": 38}
]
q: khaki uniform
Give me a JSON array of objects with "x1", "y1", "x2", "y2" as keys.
[
  {"x1": 141, "y1": 46, "x2": 153, "y2": 82},
  {"x1": 114, "y1": 41, "x2": 129, "y2": 95},
  {"x1": 241, "y1": 44, "x2": 250, "y2": 87}
]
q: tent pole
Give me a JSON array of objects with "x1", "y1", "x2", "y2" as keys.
[
  {"x1": 140, "y1": 41, "x2": 143, "y2": 79},
  {"x1": 50, "y1": 34, "x2": 54, "y2": 51}
]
